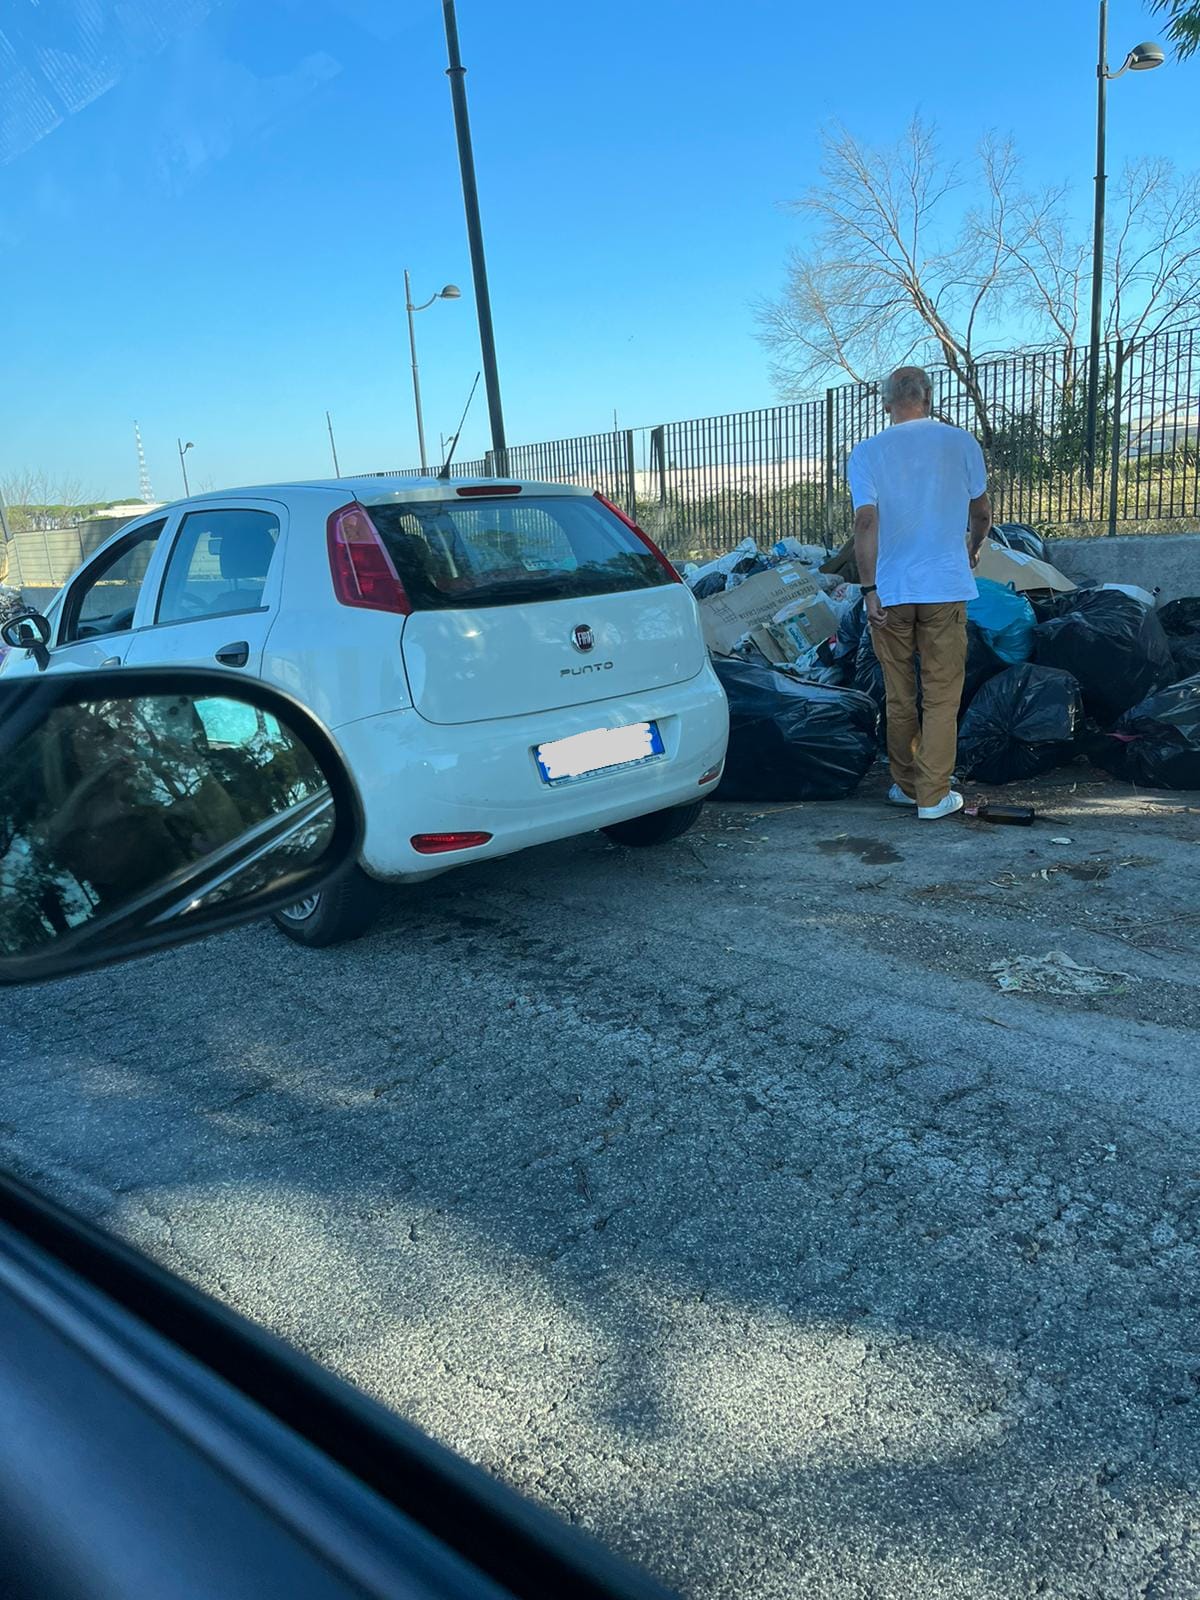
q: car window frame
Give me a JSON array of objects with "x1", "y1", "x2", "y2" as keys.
[
  {"x1": 148, "y1": 498, "x2": 289, "y2": 631},
  {"x1": 55, "y1": 514, "x2": 178, "y2": 650}
]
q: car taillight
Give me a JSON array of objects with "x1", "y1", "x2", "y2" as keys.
[
  {"x1": 411, "y1": 831, "x2": 493, "y2": 854},
  {"x1": 593, "y1": 492, "x2": 683, "y2": 583},
  {"x1": 327, "y1": 502, "x2": 411, "y2": 614}
]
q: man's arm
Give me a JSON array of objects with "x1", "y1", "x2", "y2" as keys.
[
  {"x1": 968, "y1": 492, "x2": 992, "y2": 566},
  {"x1": 853, "y1": 505, "x2": 885, "y2": 623}
]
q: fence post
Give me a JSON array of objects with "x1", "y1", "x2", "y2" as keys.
[
  {"x1": 650, "y1": 426, "x2": 667, "y2": 504},
  {"x1": 823, "y1": 388, "x2": 835, "y2": 552},
  {"x1": 1107, "y1": 336, "x2": 1125, "y2": 538},
  {"x1": 622, "y1": 428, "x2": 637, "y2": 518}
]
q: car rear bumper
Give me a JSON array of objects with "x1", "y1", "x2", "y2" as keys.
[{"x1": 332, "y1": 666, "x2": 729, "y2": 881}]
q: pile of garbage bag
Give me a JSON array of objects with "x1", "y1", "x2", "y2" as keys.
[
  {"x1": 712, "y1": 656, "x2": 878, "y2": 801},
  {"x1": 957, "y1": 664, "x2": 1085, "y2": 784},
  {"x1": 685, "y1": 521, "x2": 1200, "y2": 795}
]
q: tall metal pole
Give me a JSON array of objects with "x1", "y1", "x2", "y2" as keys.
[
  {"x1": 177, "y1": 438, "x2": 191, "y2": 497},
  {"x1": 443, "y1": 1, "x2": 506, "y2": 470},
  {"x1": 404, "y1": 267, "x2": 430, "y2": 472},
  {"x1": 326, "y1": 410, "x2": 341, "y2": 477},
  {"x1": 1085, "y1": 0, "x2": 1109, "y2": 489}
]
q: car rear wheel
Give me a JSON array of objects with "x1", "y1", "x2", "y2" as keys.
[
  {"x1": 272, "y1": 865, "x2": 384, "y2": 948},
  {"x1": 602, "y1": 799, "x2": 705, "y2": 848}
]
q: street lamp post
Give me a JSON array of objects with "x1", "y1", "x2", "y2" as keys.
[
  {"x1": 1084, "y1": 4, "x2": 1164, "y2": 486},
  {"x1": 405, "y1": 270, "x2": 461, "y2": 472},
  {"x1": 177, "y1": 438, "x2": 194, "y2": 497},
  {"x1": 443, "y1": 0, "x2": 507, "y2": 471}
]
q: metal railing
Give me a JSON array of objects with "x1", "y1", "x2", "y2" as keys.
[{"x1": 369, "y1": 325, "x2": 1200, "y2": 560}]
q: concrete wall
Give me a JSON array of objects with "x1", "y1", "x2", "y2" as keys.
[{"x1": 1049, "y1": 532, "x2": 1200, "y2": 603}]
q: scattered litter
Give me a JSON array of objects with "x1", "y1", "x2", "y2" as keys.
[
  {"x1": 967, "y1": 802, "x2": 1037, "y2": 826},
  {"x1": 1050, "y1": 836, "x2": 1073, "y2": 845},
  {"x1": 988, "y1": 951, "x2": 1135, "y2": 996}
]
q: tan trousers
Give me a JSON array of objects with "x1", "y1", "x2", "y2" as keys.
[{"x1": 869, "y1": 602, "x2": 967, "y2": 808}]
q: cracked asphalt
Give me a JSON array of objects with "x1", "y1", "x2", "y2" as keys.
[{"x1": 3, "y1": 767, "x2": 1200, "y2": 1599}]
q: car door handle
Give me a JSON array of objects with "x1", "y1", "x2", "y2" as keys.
[{"x1": 215, "y1": 641, "x2": 250, "y2": 668}]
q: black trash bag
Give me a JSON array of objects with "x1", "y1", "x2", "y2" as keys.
[
  {"x1": 1172, "y1": 636, "x2": 1200, "y2": 681},
  {"x1": 712, "y1": 656, "x2": 878, "y2": 801},
  {"x1": 961, "y1": 621, "x2": 1006, "y2": 715},
  {"x1": 1158, "y1": 597, "x2": 1200, "y2": 638},
  {"x1": 992, "y1": 522, "x2": 1048, "y2": 562},
  {"x1": 956, "y1": 664, "x2": 1084, "y2": 784},
  {"x1": 1026, "y1": 590, "x2": 1070, "y2": 625},
  {"x1": 730, "y1": 554, "x2": 770, "y2": 580},
  {"x1": 814, "y1": 635, "x2": 856, "y2": 686},
  {"x1": 689, "y1": 571, "x2": 728, "y2": 600},
  {"x1": 828, "y1": 596, "x2": 866, "y2": 661},
  {"x1": 1092, "y1": 674, "x2": 1200, "y2": 790},
  {"x1": 1032, "y1": 588, "x2": 1174, "y2": 725},
  {"x1": 854, "y1": 624, "x2": 892, "y2": 747}
]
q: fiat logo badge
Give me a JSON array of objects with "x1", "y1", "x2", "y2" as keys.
[{"x1": 572, "y1": 624, "x2": 595, "y2": 653}]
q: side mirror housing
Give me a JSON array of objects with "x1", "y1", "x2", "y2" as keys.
[
  {"x1": 1, "y1": 609, "x2": 52, "y2": 671},
  {"x1": 0, "y1": 668, "x2": 363, "y2": 984}
]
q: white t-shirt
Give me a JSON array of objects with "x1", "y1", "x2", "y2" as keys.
[{"x1": 846, "y1": 418, "x2": 987, "y2": 606}]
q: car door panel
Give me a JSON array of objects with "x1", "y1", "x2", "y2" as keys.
[
  {"x1": 5, "y1": 516, "x2": 177, "y2": 679},
  {"x1": 124, "y1": 501, "x2": 288, "y2": 677}
]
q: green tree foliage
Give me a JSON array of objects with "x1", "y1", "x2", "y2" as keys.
[{"x1": 1149, "y1": 1, "x2": 1200, "y2": 59}]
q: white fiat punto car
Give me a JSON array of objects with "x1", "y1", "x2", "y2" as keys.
[{"x1": 1, "y1": 478, "x2": 729, "y2": 944}]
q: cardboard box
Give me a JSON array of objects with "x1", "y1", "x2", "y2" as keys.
[
  {"x1": 749, "y1": 624, "x2": 796, "y2": 665},
  {"x1": 974, "y1": 540, "x2": 1075, "y2": 594},
  {"x1": 773, "y1": 592, "x2": 839, "y2": 648},
  {"x1": 698, "y1": 562, "x2": 829, "y2": 655}
]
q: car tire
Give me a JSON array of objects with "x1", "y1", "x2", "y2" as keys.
[
  {"x1": 602, "y1": 799, "x2": 705, "y2": 848},
  {"x1": 272, "y1": 865, "x2": 384, "y2": 948}
]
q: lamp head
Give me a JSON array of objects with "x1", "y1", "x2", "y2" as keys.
[
  {"x1": 1127, "y1": 40, "x2": 1165, "y2": 70},
  {"x1": 439, "y1": 285, "x2": 462, "y2": 300}
]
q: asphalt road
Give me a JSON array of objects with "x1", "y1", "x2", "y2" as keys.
[{"x1": 3, "y1": 770, "x2": 1200, "y2": 1600}]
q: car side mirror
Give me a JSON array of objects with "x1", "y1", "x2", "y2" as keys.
[
  {"x1": 0, "y1": 668, "x2": 362, "y2": 984},
  {"x1": 1, "y1": 609, "x2": 51, "y2": 671}
]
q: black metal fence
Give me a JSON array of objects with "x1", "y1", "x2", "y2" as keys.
[{"x1": 369, "y1": 326, "x2": 1199, "y2": 560}]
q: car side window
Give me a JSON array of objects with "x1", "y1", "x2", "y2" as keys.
[
  {"x1": 61, "y1": 520, "x2": 168, "y2": 645},
  {"x1": 156, "y1": 509, "x2": 281, "y2": 625}
]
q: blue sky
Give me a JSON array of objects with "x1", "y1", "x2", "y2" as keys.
[{"x1": 1, "y1": 0, "x2": 1193, "y2": 500}]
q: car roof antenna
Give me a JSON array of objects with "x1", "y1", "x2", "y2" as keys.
[{"x1": 438, "y1": 371, "x2": 482, "y2": 480}]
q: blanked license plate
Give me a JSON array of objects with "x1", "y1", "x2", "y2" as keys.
[{"x1": 536, "y1": 721, "x2": 664, "y2": 785}]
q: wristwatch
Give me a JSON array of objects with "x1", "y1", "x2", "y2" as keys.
[{"x1": 862, "y1": 584, "x2": 878, "y2": 596}]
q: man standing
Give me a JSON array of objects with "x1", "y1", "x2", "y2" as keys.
[{"x1": 847, "y1": 366, "x2": 993, "y2": 820}]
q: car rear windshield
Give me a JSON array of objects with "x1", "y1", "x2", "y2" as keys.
[{"x1": 363, "y1": 494, "x2": 673, "y2": 610}]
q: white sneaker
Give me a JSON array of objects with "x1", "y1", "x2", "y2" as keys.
[
  {"x1": 887, "y1": 784, "x2": 917, "y2": 807},
  {"x1": 918, "y1": 791, "x2": 965, "y2": 821}
]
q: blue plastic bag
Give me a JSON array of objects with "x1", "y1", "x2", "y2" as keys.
[{"x1": 968, "y1": 578, "x2": 1036, "y2": 665}]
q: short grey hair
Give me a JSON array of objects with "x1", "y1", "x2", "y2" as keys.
[{"x1": 881, "y1": 366, "x2": 933, "y2": 408}]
